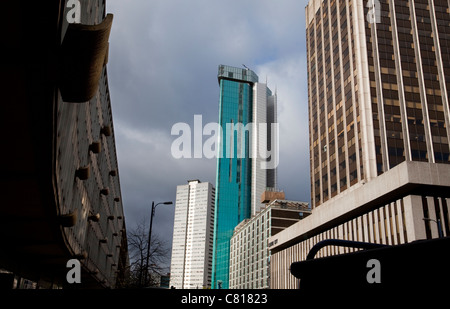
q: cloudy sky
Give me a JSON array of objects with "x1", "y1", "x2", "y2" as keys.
[{"x1": 106, "y1": 0, "x2": 311, "y2": 267}]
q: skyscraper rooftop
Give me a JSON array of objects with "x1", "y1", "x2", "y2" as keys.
[{"x1": 218, "y1": 64, "x2": 259, "y2": 84}]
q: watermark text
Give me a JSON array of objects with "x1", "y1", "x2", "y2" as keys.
[{"x1": 171, "y1": 115, "x2": 279, "y2": 169}]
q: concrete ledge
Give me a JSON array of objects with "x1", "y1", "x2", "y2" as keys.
[
  {"x1": 59, "y1": 14, "x2": 113, "y2": 103},
  {"x1": 269, "y1": 161, "x2": 450, "y2": 253}
]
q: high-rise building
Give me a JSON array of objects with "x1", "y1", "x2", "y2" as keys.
[
  {"x1": 0, "y1": 1, "x2": 128, "y2": 288},
  {"x1": 307, "y1": 0, "x2": 450, "y2": 209},
  {"x1": 170, "y1": 180, "x2": 215, "y2": 289},
  {"x1": 212, "y1": 65, "x2": 278, "y2": 289},
  {"x1": 229, "y1": 191, "x2": 310, "y2": 289},
  {"x1": 269, "y1": 0, "x2": 450, "y2": 288}
]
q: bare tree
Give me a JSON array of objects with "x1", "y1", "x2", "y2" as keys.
[{"x1": 125, "y1": 218, "x2": 170, "y2": 288}]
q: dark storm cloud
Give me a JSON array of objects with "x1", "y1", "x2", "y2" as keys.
[{"x1": 106, "y1": 0, "x2": 311, "y2": 265}]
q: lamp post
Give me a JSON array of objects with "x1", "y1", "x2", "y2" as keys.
[
  {"x1": 423, "y1": 217, "x2": 444, "y2": 238},
  {"x1": 144, "y1": 200, "x2": 172, "y2": 286}
]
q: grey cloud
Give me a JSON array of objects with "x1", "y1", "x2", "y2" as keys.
[{"x1": 106, "y1": 0, "x2": 310, "y2": 257}]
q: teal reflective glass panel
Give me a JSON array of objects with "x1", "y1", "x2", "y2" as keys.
[{"x1": 212, "y1": 77, "x2": 253, "y2": 289}]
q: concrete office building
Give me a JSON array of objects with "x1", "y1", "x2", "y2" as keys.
[
  {"x1": 0, "y1": 1, "x2": 128, "y2": 288},
  {"x1": 212, "y1": 65, "x2": 278, "y2": 289},
  {"x1": 170, "y1": 180, "x2": 215, "y2": 289},
  {"x1": 229, "y1": 191, "x2": 310, "y2": 289},
  {"x1": 308, "y1": 0, "x2": 450, "y2": 208},
  {"x1": 269, "y1": 0, "x2": 450, "y2": 288}
]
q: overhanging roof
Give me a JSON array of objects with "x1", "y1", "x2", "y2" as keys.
[{"x1": 269, "y1": 161, "x2": 450, "y2": 253}]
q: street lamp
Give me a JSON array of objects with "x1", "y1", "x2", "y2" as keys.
[
  {"x1": 144, "y1": 200, "x2": 172, "y2": 286},
  {"x1": 423, "y1": 217, "x2": 444, "y2": 238}
]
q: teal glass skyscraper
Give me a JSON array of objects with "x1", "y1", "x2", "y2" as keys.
[{"x1": 212, "y1": 65, "x2": 277, "y2": 289}]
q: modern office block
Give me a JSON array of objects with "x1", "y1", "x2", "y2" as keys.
[
  {"x1": 269, "y1": 0, "x2": 450, "y2": 289},
  {"x1": 212, "y1": 65, "x2": 277, "y2": 289},
  {"x1": 229, "y1": 191, "x2": 310, "y2": 289},
  {"x1": 170, "y1": 180, "x2": 215, "y2": 289},
  {"x1": 306, "y1": 0, "x2": 450, "y2": 209}
]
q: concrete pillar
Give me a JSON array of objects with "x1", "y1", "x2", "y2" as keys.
[
  {"x1": 426, "y1": 196, "x2": 439, "y2": 239},
  {"x1": 403, "y1": 195, "x2": 427, "y2": 241}
]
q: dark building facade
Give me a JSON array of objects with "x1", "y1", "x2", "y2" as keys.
[{"x1": 0, "y1": 1, "x2": 128, "y2": 288}]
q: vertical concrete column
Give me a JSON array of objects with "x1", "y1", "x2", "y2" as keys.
[
  {"x1": 426, "y1": 196, "x2": 439, "y2": 239},
  {"x1": 395, "y1": 200, "x2": 406, "y2": 244},
  {"x1": 403, "y1": 195, "x2": 427, "y2": 241}
]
